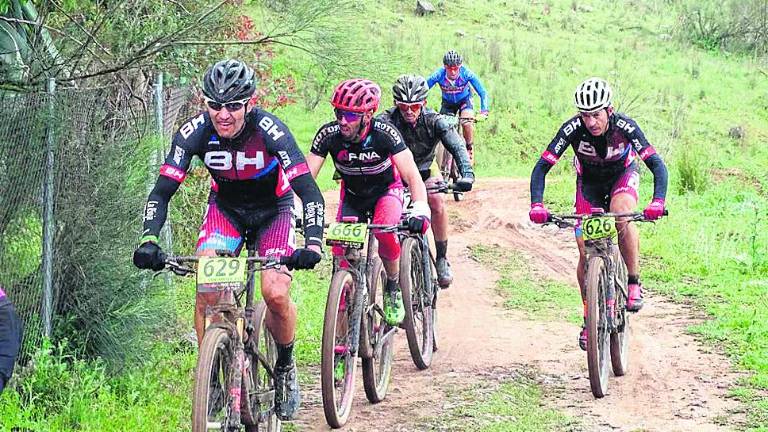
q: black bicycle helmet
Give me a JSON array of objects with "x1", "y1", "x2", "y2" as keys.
[
  {"x1": 202, "y1": 59, "x2": 256, "y2": 103},
  {"x1": 392, "y1": 74, "x2": 429, "y2": 103},
  {"x1": 443, "y1": 50, "x2": 462, "y2": 66}
]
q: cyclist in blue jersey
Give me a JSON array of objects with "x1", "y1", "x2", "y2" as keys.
[{"x1": 427, "y1": 50, "x2": 489, "y2": 164}]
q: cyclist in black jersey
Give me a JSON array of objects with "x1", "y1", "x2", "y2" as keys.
[
  {"x1": 132, "y1": 59, "x2": 324, "y2": 420},
  {"x1": 306, "y1": 78, "x2": 431, "y2": 326},
  {"x1": 377, "y1": 74, "x2": 474, "y2": 288},
  {"x1": 528, "y1": 77, "x2": 669, "y2": 350}
]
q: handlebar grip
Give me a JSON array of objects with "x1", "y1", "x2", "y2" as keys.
[{"x1": 663, "y1": 209, "x2": 669, "y2": 216}]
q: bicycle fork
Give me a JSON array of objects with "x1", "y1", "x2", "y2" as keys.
[
  {"x1": 226, "y1": 320, "x2": 247, "y2": 430},
  {"x1": 346, "y1": 272, "x2": 368, "y2": 356}
]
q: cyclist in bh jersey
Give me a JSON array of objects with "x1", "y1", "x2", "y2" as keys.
[
  {"x1": 306, "y1": 78, "x2": 431, "y2": 326},
  {"x1": 528, "y1": 77, "x2": 668, "y2": 350},
  {"x1": 377, "y1": 74, "x2": 474, "y2": 288},
  {"x1": 132, "y1": 59, "x2": 324, "y2": 420},
  {"x1": 427, "y1": 50, "x2": 489, "y2": 165}
]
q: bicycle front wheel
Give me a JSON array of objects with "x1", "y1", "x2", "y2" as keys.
[
  {"x1": 610, "y1": 246, "x2": 630, "y2": 376},
  {"x1": 586, "y1": 256, "x2": 611, "y2": 398},
  {"x1": 192, "y1": 327, "x2": 233, "y2": 432},
  {"x1": 362, "y1": 257, "x2": 394, "y2": 403},
  {"x1": 243, "y1": 302, "x2": 281, "y2": 432},
  {"x1": 400, "y1": 237, "x2": 434, "y2": 370},
  {"x1": 321, "y1": 270, "x2": 358, "y2": 428}
]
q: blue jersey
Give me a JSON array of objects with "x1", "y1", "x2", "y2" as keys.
[{"x1": 427, "y1": 65, "x2": 489, "y2": 112}]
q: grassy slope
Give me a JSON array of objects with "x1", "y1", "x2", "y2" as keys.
[
  {"x1": 270, "y1": 0, "x2": 767, "y2": 428},
  {"x1": 1, "y1": 0, "x2": 766, "y2": 430}
]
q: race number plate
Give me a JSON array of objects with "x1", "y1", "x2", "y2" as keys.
[
  {"x1": 582, "y1": 216, "x2": 617, "y2": 240},
  {"x1": 326, "y1": 222, "x2": 367, "y2": 248},
  {"x1": 197, "y1": 257, "x2": 246, "y2": 291}
]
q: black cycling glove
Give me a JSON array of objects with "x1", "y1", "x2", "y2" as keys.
[{"x1": 133, "y1": 242, "x2": 165, "y2": 271}]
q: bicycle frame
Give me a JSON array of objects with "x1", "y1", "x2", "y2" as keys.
[{"x1": 165, "y1": 250, "x2": 286, "y2": 430}]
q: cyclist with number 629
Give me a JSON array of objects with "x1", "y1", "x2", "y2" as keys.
[
  {"x1": 377, "y1": 74, "x2": 474, "y2": 288},
  {"x1": 132, "y1": 59, "x2": 325, "y2": 420},
  {"x1": 306, "y1": 78, "x2": 431, "y2": 327},
  {"x1": 528, "y1": 77, "x2": 669, "y2": 350}
]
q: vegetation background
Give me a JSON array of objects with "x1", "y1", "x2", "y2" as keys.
[{"x1": 0, "y1": 0, "x2": 765, "y2": 430}]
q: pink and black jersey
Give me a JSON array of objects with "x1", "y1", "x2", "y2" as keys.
[
  {"x1": 142, "y1": 108, "x2": 325, "y2": 247},
  {"x1": 310, "y1": 118, "x2": 408, "y2": 200},
  {"x1": 530, "y1": 112, "x2": 668, "y2": 204}
]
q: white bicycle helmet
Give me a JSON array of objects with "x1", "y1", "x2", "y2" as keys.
[{"x1": 574, "y1": 77, "x2": 612, "y2": 113}]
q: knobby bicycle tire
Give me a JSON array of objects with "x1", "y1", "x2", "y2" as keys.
[
  {"x1": 192, "y1": 327, "x2": 233, "y2": 432},
  {"x1": 400, "y1": 237, "x2": 434, "y2": 370},
  {"x1": 609, "y1": 246, "x2": 630, "y2": 376},
  {"x1": 586, "y1": 256, "x2": 610, "y2": 398},
  {"x1": 321, "y1": 270, "x2": 357, "y2": 428},
  {"x1": 362, "y1": 257, "x2": 394, "y2": 403},
  {"x1": 243, "y1": 302, "x2": 281, "y2": 432}
]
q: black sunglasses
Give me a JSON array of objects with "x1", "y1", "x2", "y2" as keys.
[{"x1": 204, "y1": 97, "x2": 249, "y2": 112}]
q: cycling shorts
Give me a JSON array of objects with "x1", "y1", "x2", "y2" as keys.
[
  {"x1": 0, "y1": 298, "x2": 23, "y2": 392},
  {"x1": 335, "y1": 185, "x2": 404, "y2": 261},
  {"x1": 196, "y1": 192, "x2": 296, "y2": 258},
  {"x1": 440, "y1": 96, "x2": 474, "y2": 115}
]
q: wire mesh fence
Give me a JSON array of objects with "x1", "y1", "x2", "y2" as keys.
[{"x1": 0, "y1": 76, "x2": 198, "y2": 365}]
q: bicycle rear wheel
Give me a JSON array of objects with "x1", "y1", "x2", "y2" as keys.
[
  {"x1": 610, "y1": 246, "x2": 630, "y2": 376},
  {"x1": 321, "y1": 270, "x2": 358, "y2": 428},
  {"x1": 362, "y1": 257, "x2": 394, "y2": 403},
  {"x1": 400, "y1": 237, "x2": 434, "y2": 370},
  {"x1": 585, "y1": 256, "x2": 610, "y2": 398},
  {"x1": 192, "y1": 327, "x2": 233, "y2": 432},
  {"x1": 243, "y1": 302, "x2": 281, "y2": 432}
]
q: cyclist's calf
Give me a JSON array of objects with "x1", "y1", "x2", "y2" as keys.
[{"x1": 261, "y1": 269, "x2": 296, "y2": 344}]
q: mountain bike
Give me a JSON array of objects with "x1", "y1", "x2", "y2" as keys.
[
  {"x1": 321, "y1": 218, "x2": 402, "y2": 428},
  {"x1": 163, "y1": 239, "x2": 294, "y2": 432},
  {"x1": 397, "y1": 181, "x2": 461, "y2": 369},
  {"x1": 546, "y1": 209, "x2": 666, "y2": 398}
]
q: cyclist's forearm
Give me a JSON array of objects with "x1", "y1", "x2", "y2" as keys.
[
  {"x1": 442, "y1": 130, "x2": 473, "y2": 177},
  {"x1": 141, "y1": 177, "x2": 180, "y2": 240},
  {"x1": 530, "y1": 158, "x2": 553, "y2": 203},
  {"x1": 290, "y1": 173, "x2": 325, "y2": 247},
  {"x1": 644, "y1": 154, "x2": 669, "y2": 200}
]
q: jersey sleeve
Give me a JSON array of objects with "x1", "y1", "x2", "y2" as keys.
[
  {"x1": 259, "y1": 111, "x2": 310, "y2": 181},
  {"x1": 260, "y1": 111, "x2": 326, "y2": 248},
  {"x1": 310, "y1": 122, "x2": 337, "y2": 158},
  {"x1": 140, "y1": 113, "x2": 206, "y2": 241},
  {"x1": 426, "y1": 67, "x2": 444, "y2": 89},
  {"x1": 539, "y1": 117, "x2": 580, "y2": 166},
  {"x1": 373, "y1": 119, "x2": 408, "y2": 155},
  {"x1": 465, "y1": 68, "x2": 489, "y2": 111},
  {"x1": 623, "y1": 117, "x2": 657, "y2": 161}
]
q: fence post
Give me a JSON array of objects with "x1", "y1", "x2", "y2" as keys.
[
  {"x1": 153, "y1": 71, "x2": 173, "y2": 256},
  {"x1": 41, "y1": 77, "x2": 56, "y2": 338}
]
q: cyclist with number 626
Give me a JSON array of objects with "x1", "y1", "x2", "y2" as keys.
[
  {"x1": 528, "y1": 77, "x2": 669, "y2": 350},
  {"x1": 132, "y1": 59, "x2": 325, "y2": 420},
  {"x1": 377, "y1": 74, "x2": 474, "y2": 288},
  {"x1": 306, "y1": 78, "x2": 431, "y2": 326},
  {"x1": 427, "y1": 50, "x2": 489, "y2": 165}
]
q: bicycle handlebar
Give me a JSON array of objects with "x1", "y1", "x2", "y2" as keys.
[
  {"x1": 545, "y1": 210, "x2": 669, "y2": 228},
  {"x1": 160, "y1": 253, "x2": 293, "y2": 276}
]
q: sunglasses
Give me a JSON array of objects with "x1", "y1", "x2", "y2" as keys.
[
  {"x1": 334, "y1": 109, "x2": 364, "y2": 123},
  {"x1": 204, "y1": 97, "x2": 249, "y2": 112},
  {"x1": 445, "y1": 65, "x2": 461, "y2": 71},
  {"x1": 396, "y1": 102, "x2": 424, "y2": 113}
]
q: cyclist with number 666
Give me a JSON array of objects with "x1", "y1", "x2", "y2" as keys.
[
  {"x1": 528, "y1": 77, "x2": 669, "y2": 350},
  {"x1": 306, "y1": 78, "x2": 431, "y2": 327}
]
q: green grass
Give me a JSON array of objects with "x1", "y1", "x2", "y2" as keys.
[
  {"x1": 5, "y1": 0, "x2": 768, "y2": 429},
  {"x1": 424, "y1": 374, "x2": 575, "y2": 431},
  {"x1": 470, "y1": 244, "x2": 582, "y2": 325}
]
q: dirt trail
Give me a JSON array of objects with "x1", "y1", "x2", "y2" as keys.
[{"x1": 294, "y1": 178, "x2": 744, "y2": 431}]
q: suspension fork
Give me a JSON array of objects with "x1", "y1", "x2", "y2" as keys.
[{"x1": 419, "y1": 234, "x2": 434, "y2": 307}]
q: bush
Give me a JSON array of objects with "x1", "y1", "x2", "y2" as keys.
[{"x1": 677, "y1": 1, "x2": 768, "y2": 55}]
